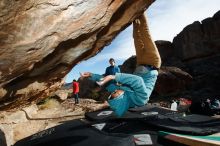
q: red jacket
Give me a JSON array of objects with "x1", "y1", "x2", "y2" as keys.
[{"x1": 72, "y1": 81, "x2": 79, "y2": 94}]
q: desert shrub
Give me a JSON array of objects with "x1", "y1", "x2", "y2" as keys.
[
  {"x1": 37, "y1": 98, "x2": 60, "y2": 110},
  {"x1": 37, "y1": 96, "x2": 51, "y2": 105}
]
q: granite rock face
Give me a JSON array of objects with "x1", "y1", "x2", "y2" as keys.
[
  {"x1": 155, "y1": 67, "x2": 192, "y2": 95},
  {"x1": 0, "y1": 0, "x2": 154, "y2": 110},
  {"x1": 157, "y1": 11, "x2": 220, "y2": 99},
  {"x1": 173, "y1": 11, "x2": 220, "y2": 61},
  {"x1": 120, "y1": 56, "x2": 193, "y2": 96}
]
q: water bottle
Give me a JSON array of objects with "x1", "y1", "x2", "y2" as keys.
[{"x1": 171, "y1": 101, "x2": 177, "y2": 111}]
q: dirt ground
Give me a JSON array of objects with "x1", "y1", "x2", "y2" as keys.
[{"x1": 0, "y1": 98, "x2": 108, "y2": 146}]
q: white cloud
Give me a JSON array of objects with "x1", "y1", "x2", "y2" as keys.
[{"x1": 148, "y1": 0, "x2": 220, "y2": 41}]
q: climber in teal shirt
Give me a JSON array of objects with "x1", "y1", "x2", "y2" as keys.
[{"x1": 80, "y1": 14, "x2": 161, "y2": 117}]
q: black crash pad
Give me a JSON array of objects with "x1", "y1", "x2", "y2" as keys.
[
  {"x1": 92, "y1": 120, "x2": 163, "y2": 146},
  {"x1": 14, "y1": 119, "x2": 136, "y2": 146},
  {"x1": 85, "y1": 105, "x2": 163, "y2": 122},
  {"x1": 142, "y1": 113, "x2": 220, "y2": 135},
  {"x1": 85, "y1": 105, "x2": 220, "y2": 136}
]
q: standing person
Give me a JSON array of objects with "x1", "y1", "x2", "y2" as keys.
[
  {"x1": 104, "y1": 58, "x2": 121, "y2": 76},
  {"x1": 80, "y1": 13, "x2": 161, "y2": 116},
  {"x1": 72, "y1": 79, "x2": 79, "y2": 104}
]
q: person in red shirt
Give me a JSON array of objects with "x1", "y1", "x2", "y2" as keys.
[{"x1": 72, "y1": 79, "x2": 79, "y2": 104}]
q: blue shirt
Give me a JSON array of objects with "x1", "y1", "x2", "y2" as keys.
[{"x1": 104, "y1": 65, "x2": 120, "y2": 76}]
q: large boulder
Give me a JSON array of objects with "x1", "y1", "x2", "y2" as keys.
[
  {"x1": 121, "y1": 56, "x2": 193, "y2": 96},
  {"x1": 78, "y1": 78, "x2": 97, "y2": 99},
  {"x1": 0, "y1": 0, "x2": 155, "y2": 110},
  {"x1": 173, "y1": 11, "x2": 220, "y2": 61},
  {"x1": 157, "y1": 10, "x2": 220, "y2": 99},
  {"x1": 155, "y1": 67, "x2": 192, "y2": 95},
  {"x1": 155, "y1": 40, "x2": 174, "y2": 64}
]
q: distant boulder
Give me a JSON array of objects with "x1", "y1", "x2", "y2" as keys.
[
  {"x1": 155, "y1": 67, "x2": 192, "y2": 95},
  {"x1": 121, "y1": 56, "x2": 192, "y2": 96},
  {"x1": 159, "y1": 10, "x2": 220, "y2": 99}
]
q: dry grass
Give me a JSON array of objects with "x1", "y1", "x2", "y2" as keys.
[{"x1": 38, "y1": 98, "x2": 61, "y2": 110}]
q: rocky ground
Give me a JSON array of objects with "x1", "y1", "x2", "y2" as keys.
[{"x1": 0, "y1": 98, "x2": 107, "y2": 146}]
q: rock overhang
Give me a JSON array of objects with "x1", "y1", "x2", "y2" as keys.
[{"x1": 0, "y1": 0, "x2": 155, "y2": 110}]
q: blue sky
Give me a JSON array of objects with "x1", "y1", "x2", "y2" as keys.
[{"x1": 65, "y1": 0, "x2": 220, "y2": 83}]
